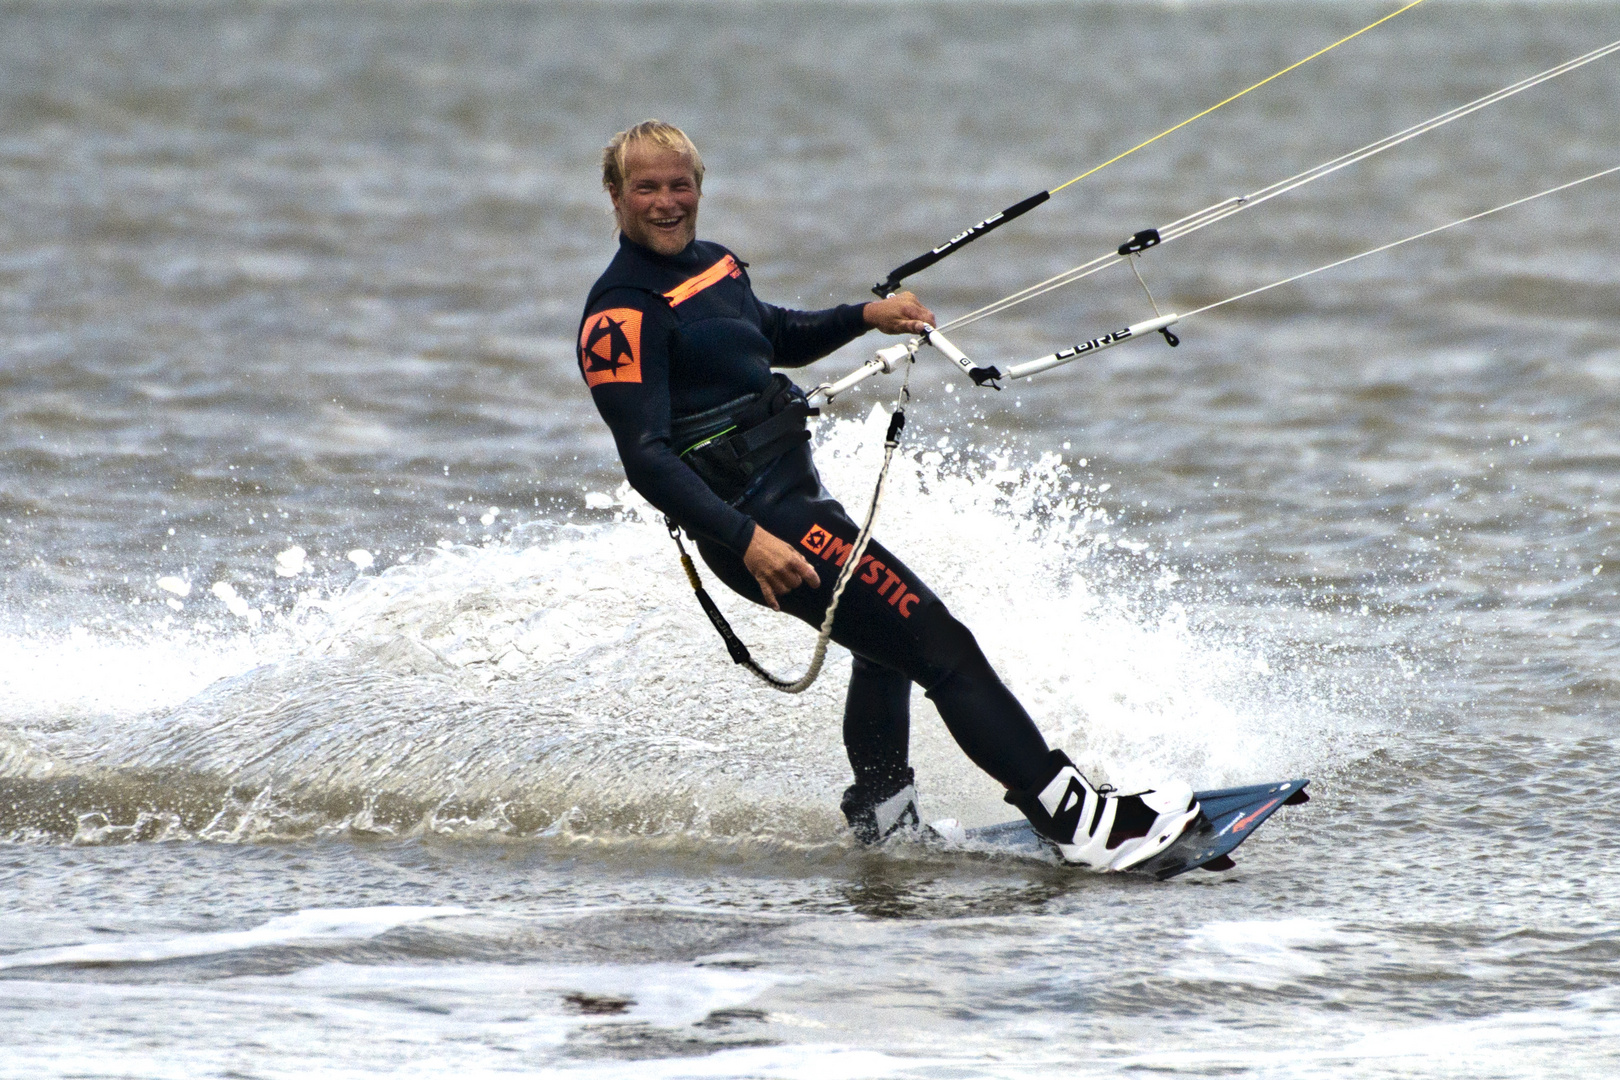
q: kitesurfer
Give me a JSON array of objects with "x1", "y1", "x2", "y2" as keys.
[{"x1": 577, "y1": 120, "x2": 1199, "y2": 870}]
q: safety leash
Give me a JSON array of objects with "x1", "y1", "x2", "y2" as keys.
[
  {"x1": 665, "y1": 520, "x2": 799, "y2": 688},
  {"x1": 672, "y1": 355, "x2": 915, "y2": 694}
]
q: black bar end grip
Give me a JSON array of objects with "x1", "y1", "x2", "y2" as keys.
[
  {"x1": 1118, "y1": 228, "x2": 1161, "y2": 256},
  {"x1": 872, "y1": 190, "x2": 1052, "y2": 297}
]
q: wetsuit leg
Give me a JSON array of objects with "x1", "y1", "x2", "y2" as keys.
[
  {"x1": 844, "y1": 656, "x2": 912, "y2": 790},
  {"x1": 693, "y1": 445, "x2": 1050, "y2": 792}
]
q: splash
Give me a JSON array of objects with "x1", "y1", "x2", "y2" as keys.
[{"x1": 0, "y1": 412, "x2": 1377, "y2": 845}]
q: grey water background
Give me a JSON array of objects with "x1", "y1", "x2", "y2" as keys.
[{"x1": 4, "y1": 0, "x2": 1620, "y2": 1075}]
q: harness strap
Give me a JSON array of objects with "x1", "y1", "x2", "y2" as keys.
[
  {"x1": 675, "y1": 374, "x2": 819, "y2": 501},
  {"x1": 685, "y1": 398, "x2": 812, "y2": 478}
]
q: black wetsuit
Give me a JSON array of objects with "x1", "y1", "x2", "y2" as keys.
[{"x1": 579, "y1": 235, "x2": 1048, "y2": 795}]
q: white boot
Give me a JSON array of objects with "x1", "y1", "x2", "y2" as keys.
[{"x1": 1005, "y1": 750, "x2": 1200, "y2": 871}]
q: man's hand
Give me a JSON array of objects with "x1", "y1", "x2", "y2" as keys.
[
  {"x1": 863, "y1": 291, "x2": 936, "y2": 336},
  {"x1": 743, "y1": 526, "x2": 821, "y2": 611}
]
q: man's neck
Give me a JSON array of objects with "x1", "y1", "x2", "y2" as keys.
[{"x1": 620, "y1": 233, "x2": 700, "y2": 262}]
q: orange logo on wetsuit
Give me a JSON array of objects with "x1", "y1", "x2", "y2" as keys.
[
  {"x1": 799, "y1": 525, "x2": 921, "y2": 618},
  {"x1": 800, "y1": 524, "x2": 833, "y2": 557},
  {"x1": 579, "y1": 308, "x2": 643, "y2": 386},
  {"x1": 663, "y1": 254, "x2": 743, "y2": 308}
]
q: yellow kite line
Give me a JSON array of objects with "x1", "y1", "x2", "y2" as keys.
[
  {"x1": 1050, "y1": 0, "x2": 1429, "y2": 195},
  {"x1": 871, "y1": 0, "x2": 1429, "y2": 295}
]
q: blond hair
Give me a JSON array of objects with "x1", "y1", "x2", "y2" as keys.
[{"x1": 601, "y1": 120, "x2": 705, "y2": 194}]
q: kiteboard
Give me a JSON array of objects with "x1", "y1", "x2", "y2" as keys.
[{"x1": 926, "y1": 779, "x2": 1309, "y2": 880}]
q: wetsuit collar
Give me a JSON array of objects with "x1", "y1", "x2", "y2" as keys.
[{"x1": 618, "y1": 232, "x2": 705, "y2": 267}]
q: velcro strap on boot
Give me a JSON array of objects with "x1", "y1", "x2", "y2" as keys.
[{"x1": 1004, "y1": 749, "x2": 1098, "y2": 846}]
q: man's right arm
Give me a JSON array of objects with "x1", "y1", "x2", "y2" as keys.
[{"x1": 579, "y1": 294, "x2": 757, "y2": 556}]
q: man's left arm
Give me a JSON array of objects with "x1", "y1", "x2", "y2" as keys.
[{"x1": 759, "y1": 292, "x2": 935, "y2": 368}]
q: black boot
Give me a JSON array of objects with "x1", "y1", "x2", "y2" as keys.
[{"x1": 840, "y1": 768, "x2": 919, "y2": 845}]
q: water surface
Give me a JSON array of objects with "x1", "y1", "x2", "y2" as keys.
[{"x1": 3, "y1": 2, "x2": 1620, "y2": 1076}]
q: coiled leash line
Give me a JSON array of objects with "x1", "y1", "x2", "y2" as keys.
[{"x1": 672, "y1": 355, "x2": 916, "y2": 693}]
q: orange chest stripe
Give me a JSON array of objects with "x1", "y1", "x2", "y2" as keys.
[{"x1": 663, "y1": 254, "x2": 742, "y2": 307}]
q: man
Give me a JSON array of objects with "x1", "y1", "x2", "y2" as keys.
[{"x1": 577, "y1": 120, "x2": 1198, "y2": 870}]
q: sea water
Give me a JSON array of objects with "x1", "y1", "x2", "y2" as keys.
[{"x1": 3, "y1": 2, "x2": 1620, "y2": 1076}]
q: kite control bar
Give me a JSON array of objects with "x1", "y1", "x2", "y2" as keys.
[
  {"x1": 807, "y1": 344, "x2": 908, "y2": 408},
  {"x1": 871, "y1": 193, "x2": 1051, "y2": 298},
  {"x1": 849, "y1": 151, "x2": 1620, "y2": 400},
  {"x1": 988, "y1": 313, "x2": 1181, "y2": 382},
  {"x1": 810, "y1": 314, "x2": 1180, "y2": 407},
  {"x1": 808, "y1": 325, "x2": 977, "y2": 407}
]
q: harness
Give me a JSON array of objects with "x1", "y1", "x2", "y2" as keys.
[{"x1": 671, "y1": 373, "x2": 814, "y2": 503}]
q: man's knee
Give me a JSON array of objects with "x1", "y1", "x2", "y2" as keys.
[
  {"x1": 912, "y1": 601, "x2": 991, "y2": 692},
  {"x1": 850, "y1": 654, "x2": 908, "y2": 688}
]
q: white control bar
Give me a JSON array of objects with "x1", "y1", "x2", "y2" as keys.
[
  {"x1": 809, "y1": 315, "x2": 1175, "y2": 406},
  {"x1": 807, "y1": 325, "x2": 977, "y2": 407},
  {"x1": 921, "y1": 326, "x2": 975, "y2": 377},
  {"x1": 808, "y1": 347, "x2": 909, "y2": 407},
  {"x1": 1004, "y1": 314, "x2": 1179, "y2": 380}
]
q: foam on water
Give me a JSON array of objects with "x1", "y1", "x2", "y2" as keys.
[
  {"x1": 0, "y1": 944, "x2": 846, "y2": 1079},
  {"x1": 1118, "y1": 987, "x2": 1620, "y2": 1080},
  {"x1": 0, "y1": 413, "x2": 1388, "y2": 845},
  {"x1": 0, "y1": 906, "x2": 467, "y2": 971},
  {"x1": 6, "y1": 902, "x2": 1617, "y2": 1080},
  {"x1": 0, "y1": 626, "x2": 272, "y2": 738},
  {"x1": 1170, "y1": 918, "x2": 1380, "y2": 989}
]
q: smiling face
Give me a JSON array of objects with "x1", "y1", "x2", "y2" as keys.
[{"x1": 609, "y1": 142, "x2": 701, "y2": 257}]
